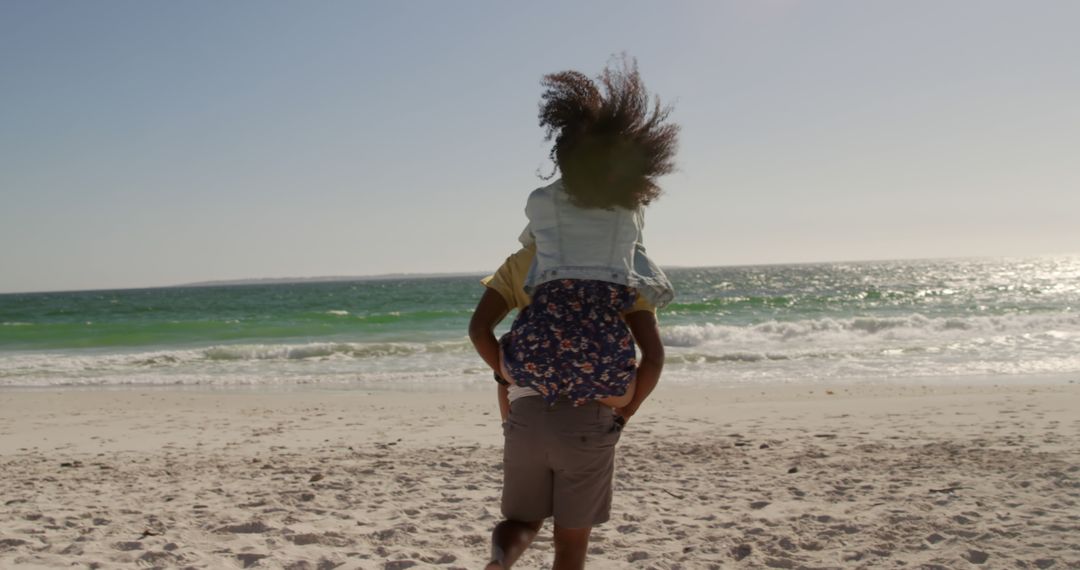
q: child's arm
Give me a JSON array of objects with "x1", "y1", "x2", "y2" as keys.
[{"x1": 616, "y1": 310, "x2": 665, "y2": 423}]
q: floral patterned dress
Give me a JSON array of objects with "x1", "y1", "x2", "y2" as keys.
[{"x1": 500, "y1": 279, "x2": 638, "y2": 406}]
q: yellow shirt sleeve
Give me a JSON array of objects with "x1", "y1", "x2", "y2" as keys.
[
  {"x1": 626, "y1": 290, "x2": 656, "y2": 314},
  {"x1": 480, "y1": 244, "x2": 657, "y2": 315},
  {"x1": 480, "y1": 246, "x2": 535, "y2": 311}
]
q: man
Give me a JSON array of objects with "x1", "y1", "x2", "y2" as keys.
[{"x1": 469, "y1": 245, "x2": 665, "y2": 570}]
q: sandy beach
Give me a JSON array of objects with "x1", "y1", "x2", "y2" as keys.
[{"x1": 1, "y1": 381, "x2": 1077, "y2": 569}]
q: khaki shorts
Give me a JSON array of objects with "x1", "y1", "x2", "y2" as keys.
[{"x1": 501, "y1": 396, "x2": 623, "y2": 528}]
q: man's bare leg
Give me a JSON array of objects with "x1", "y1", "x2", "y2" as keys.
[
  {"x1": 485, "y1": 519, "x2": 543, "y2": 570},
  {"x1": 552, "y1": 525, "x2": 592, "y2": 570}
]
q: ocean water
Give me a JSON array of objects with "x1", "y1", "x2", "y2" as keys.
[{"x1": 2, "y1": 256, "x2": 1078, "y2": 389}]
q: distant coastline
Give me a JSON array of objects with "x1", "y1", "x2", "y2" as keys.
[
  {"x1": 178, "y1": 272, "x2": 487, "y2": 288},
  {"x1": 5, "y1": 252, "x2": 1077, "y2": 295},
  {"x1": 179, "y1": 253, "x2": 1060, "y2": 288}
]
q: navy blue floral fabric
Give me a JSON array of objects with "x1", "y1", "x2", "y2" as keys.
[{"x1": 501, "y1": 279, "x2": 637, "y2": 406}]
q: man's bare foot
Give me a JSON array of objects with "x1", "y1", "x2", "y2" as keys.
[{"x1": 484, "y1": 562, "x2": 504, "y2": 570}]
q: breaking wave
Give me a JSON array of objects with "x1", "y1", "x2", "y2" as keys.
[{"x1": 661, "y1": 313, "x2": 1080, "y2": 347}]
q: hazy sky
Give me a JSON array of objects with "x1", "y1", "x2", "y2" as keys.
[{"x1": 2, "y1": 1, "x2": 1078, "y2": 293}]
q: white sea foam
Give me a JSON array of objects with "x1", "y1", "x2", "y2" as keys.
[
  {"x1": 0, "y1": 340, "x2": 472, "y2": 372},
  {"x1": 661, "y1": 313, "x2": 1080, "y2": 347},
  {"x1": 652, "y1": 311, "x2": 1080, "y2": 385},
  {"x1": 0, "y1": 340, "x2": 479, "y2": 388},
  {"x1": 2, "y1": 312, "x2": 1079, "y2": 389}
]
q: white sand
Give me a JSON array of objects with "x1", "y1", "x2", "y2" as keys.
[{"x1": 1, "y1": 382, "x2": 1078, "y2": 569}]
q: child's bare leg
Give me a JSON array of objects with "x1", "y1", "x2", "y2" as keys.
[
  {"x1": 597, "y1": 378, "x2": 636, "y2": 409},
  {"x1": 497, "y1": 384, "x2": 510, "y2": 422},
  {"x1": 499, "y1": 357, "x2": 517, "y2": 386}
]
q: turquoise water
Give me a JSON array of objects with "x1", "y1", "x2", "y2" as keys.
[
  {"x1": 2, "y1": 256, "x2": 1078, "y2": 388},
  {"x1": 0, "y1": 278, "x2": 479, "y2": 350}
]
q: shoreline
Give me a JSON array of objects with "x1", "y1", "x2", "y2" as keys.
[
  {"x1": 2, "y1": 381, "x2": 1078, "y2": 568},
  {"x1": 1, "y1": 369, "x2": 1075, "y2": 394},
  {"x1": 2, "y1": 379, "x2": 1077, "y2": 455}
]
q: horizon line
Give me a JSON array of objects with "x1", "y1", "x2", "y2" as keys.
[{"x1": 2, "y1": 251, "x2": 1077, "y2": 296}]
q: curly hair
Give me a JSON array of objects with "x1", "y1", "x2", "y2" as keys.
[{"x1": 538, "y1": 55, "x2": 679, "y2": 210}]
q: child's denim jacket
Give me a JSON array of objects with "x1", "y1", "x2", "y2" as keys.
[{"x1": 518, "y1": 179, "x2": 675, "y2": 309}]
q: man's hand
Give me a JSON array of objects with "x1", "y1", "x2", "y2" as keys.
[
  {"x1": 617, "y1": 311, "x2": 663, "y2": 427},
  {"x1": 614, "y1": 404, "x2": 637, "y2": 425}
]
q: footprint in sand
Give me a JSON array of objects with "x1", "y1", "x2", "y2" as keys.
[{"x1": 214, "y1": 521, "x2": 273, "y2": 534}]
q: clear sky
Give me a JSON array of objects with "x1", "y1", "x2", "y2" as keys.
[{"x1": 2, "y1": 1, "x2": 1078, "y2": 293}]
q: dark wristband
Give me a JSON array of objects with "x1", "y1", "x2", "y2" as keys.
[{"x1": 493, "y1": 372, "x2": 510, "y2": 386}]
